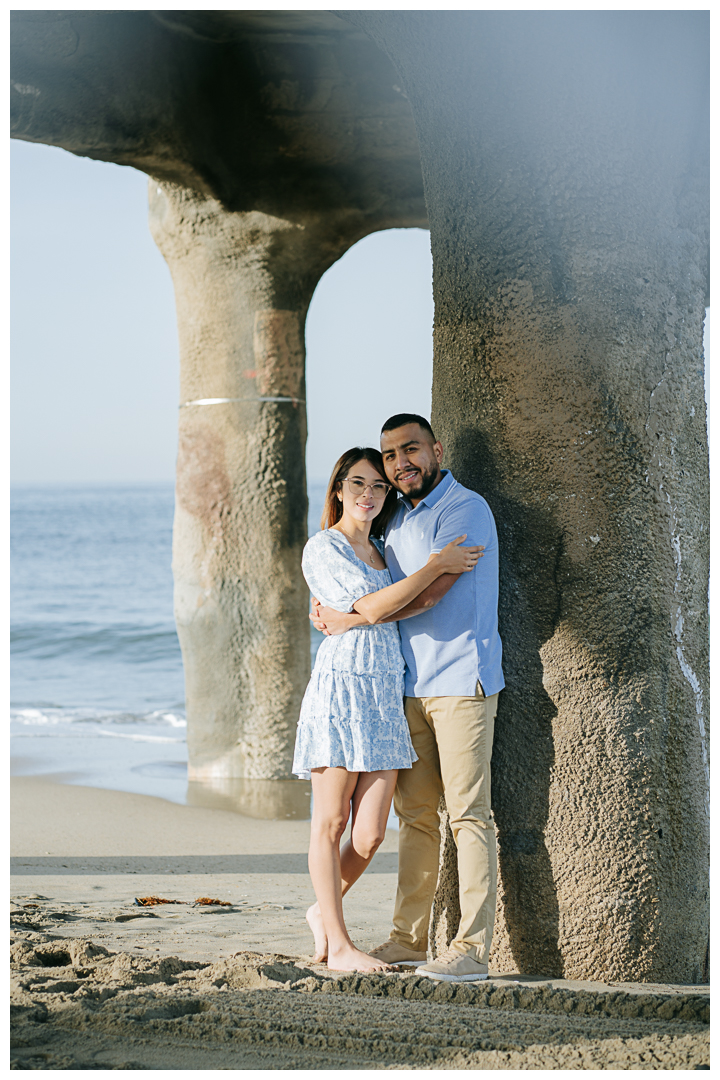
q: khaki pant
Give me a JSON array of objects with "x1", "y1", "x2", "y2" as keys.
[{"x1": 390, "y1": 684, "x2": 498, "y2": 964}]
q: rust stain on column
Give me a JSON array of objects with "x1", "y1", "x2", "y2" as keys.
[
  {"x1": 176, "y1": 426, "x2": 232, "y2": 535},
  {"x1": 253, "y1": 310, "x2": 304, "y2": 399}
]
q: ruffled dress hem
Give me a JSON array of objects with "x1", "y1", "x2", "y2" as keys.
[
  {"x1": 291, "y1": 725, "x2": 418, "y2": 777},
  {"x1": 292, "y1": 714, "x2": 418, "y2": 780}
]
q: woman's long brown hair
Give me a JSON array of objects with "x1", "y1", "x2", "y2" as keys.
[{"x1": 320, "y1": 447, "x2": 397, "y2": 538}]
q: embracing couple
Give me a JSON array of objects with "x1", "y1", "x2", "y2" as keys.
[{"x1": 292, "y1": 413, "x2": 504, "y2": 983}]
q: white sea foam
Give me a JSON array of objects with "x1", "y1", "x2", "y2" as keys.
[
  {"x1": 11, "y1": 704, "x2": 190, "y2": 803},
  {"x1": 159, "y1": 712, "x2": 186, "y2": 727},
  {"x1": 96, "y1": 729, "x2": 184, "y2": 744},
  {"x1": 11, "y1": 706, "x2": 186, "y2": 730}
]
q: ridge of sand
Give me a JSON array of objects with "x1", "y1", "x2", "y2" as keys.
[{"x1": 10, "y1": 933, "x2": 710, "y2": 1070}]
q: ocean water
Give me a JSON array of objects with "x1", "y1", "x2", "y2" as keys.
[{"x1": 11, "y1": 482, "x2": 328, "y2": 804}]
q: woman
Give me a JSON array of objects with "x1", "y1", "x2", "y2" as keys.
[{"x1": 293, "y1": 446, "x2": 482, "y2": 972}]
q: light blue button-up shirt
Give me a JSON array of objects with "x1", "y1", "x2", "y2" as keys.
[{"x1": 384, "y1": 470, "x2": 504, "y2": 698}]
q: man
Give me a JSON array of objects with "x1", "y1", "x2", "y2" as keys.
[{"x1": 311, "y1": 413, "x2": 504, "y2": 982}]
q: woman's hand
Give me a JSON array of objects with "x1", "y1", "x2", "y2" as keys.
[
  {"x1": 431, "y1": 535, "x2": 484, "y2": 575},
  {"x1": 310, "y1": 598, "x2": 364, "y2": 636}
]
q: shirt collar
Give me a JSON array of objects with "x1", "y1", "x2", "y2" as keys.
[{"x1": 399, "y1": 469, "x2": 455, "y2": 511}]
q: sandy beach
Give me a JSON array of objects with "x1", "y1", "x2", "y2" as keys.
[{"x1": 11, "y1": 777, "x2": 710, "y2": 1070}]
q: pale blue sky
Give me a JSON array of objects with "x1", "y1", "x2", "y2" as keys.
[{"x1": 10, "y1": 139, "x2": 433, "y2": 486}]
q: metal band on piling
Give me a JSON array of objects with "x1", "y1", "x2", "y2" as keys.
[{"x1": 179, "y1": 396, "x2": 305, "y2": 408}]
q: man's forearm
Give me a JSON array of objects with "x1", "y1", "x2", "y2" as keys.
[{"x1": 379, "y1": 573, "x2": 460, "y2": 622}]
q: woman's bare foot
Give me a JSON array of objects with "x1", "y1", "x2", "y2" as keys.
[
  {"x1": 305, "y1": 903, "x2": 328, "y2": 963},
  {"x1": 327, "y1": 943, "x2": 392, "y2": 973}
]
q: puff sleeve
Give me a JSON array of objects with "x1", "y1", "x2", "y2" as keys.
[{"x1": 302, "y1": 532, "x2": 374, "y2": 613}]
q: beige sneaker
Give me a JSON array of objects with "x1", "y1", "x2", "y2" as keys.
[
  {"x1": 368, "y1": 940, "x2": 427, "y2": 966},
  {"x1": 417, "y1": 950, "x2": 488, "y2": 982}
]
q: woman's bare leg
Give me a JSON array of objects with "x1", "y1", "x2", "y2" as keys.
[
  {"x1": 341, "y1": 769, "x2": 398, "y2": 889},
  {"x1": 308, "y1": 769, "x2": 397, "y2": 962},
  {"x1": 307, "y1": 767, "x2": 391, "y2": 972},
  {"x1": 304, "y1": 905, "x2": 330, "y2": 964},
  {"x1": 305, "y1": 767, "x2": 353, "y2": 962}
]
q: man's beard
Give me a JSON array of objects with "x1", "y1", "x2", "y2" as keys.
[{"x1": 395, "y1": 461, "x2": 441, "y2": 502}]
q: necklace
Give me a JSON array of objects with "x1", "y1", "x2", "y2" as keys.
[{"x1": 336, "y1": 527, "x2": 376, "y2": 565}]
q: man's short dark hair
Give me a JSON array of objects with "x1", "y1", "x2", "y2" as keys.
[{"x1": 381, "y1": 413, "x2": 437, "y2": 442}]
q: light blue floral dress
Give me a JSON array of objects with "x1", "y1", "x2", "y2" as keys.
[{"x1": 292, "y1": 529, "x2": 418, "y2": 778}]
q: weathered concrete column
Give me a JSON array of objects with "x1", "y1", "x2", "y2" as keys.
[
  {"x1": 351, "y1": 10, "x2": 709, "y2": 982},
  {"x1": 149, "y1": 183, "x2": 369, "y2": 818}
]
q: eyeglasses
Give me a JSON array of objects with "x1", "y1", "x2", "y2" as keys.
[{"x1": 342, "y1": 478, "x2": 391, "y2": 498}]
